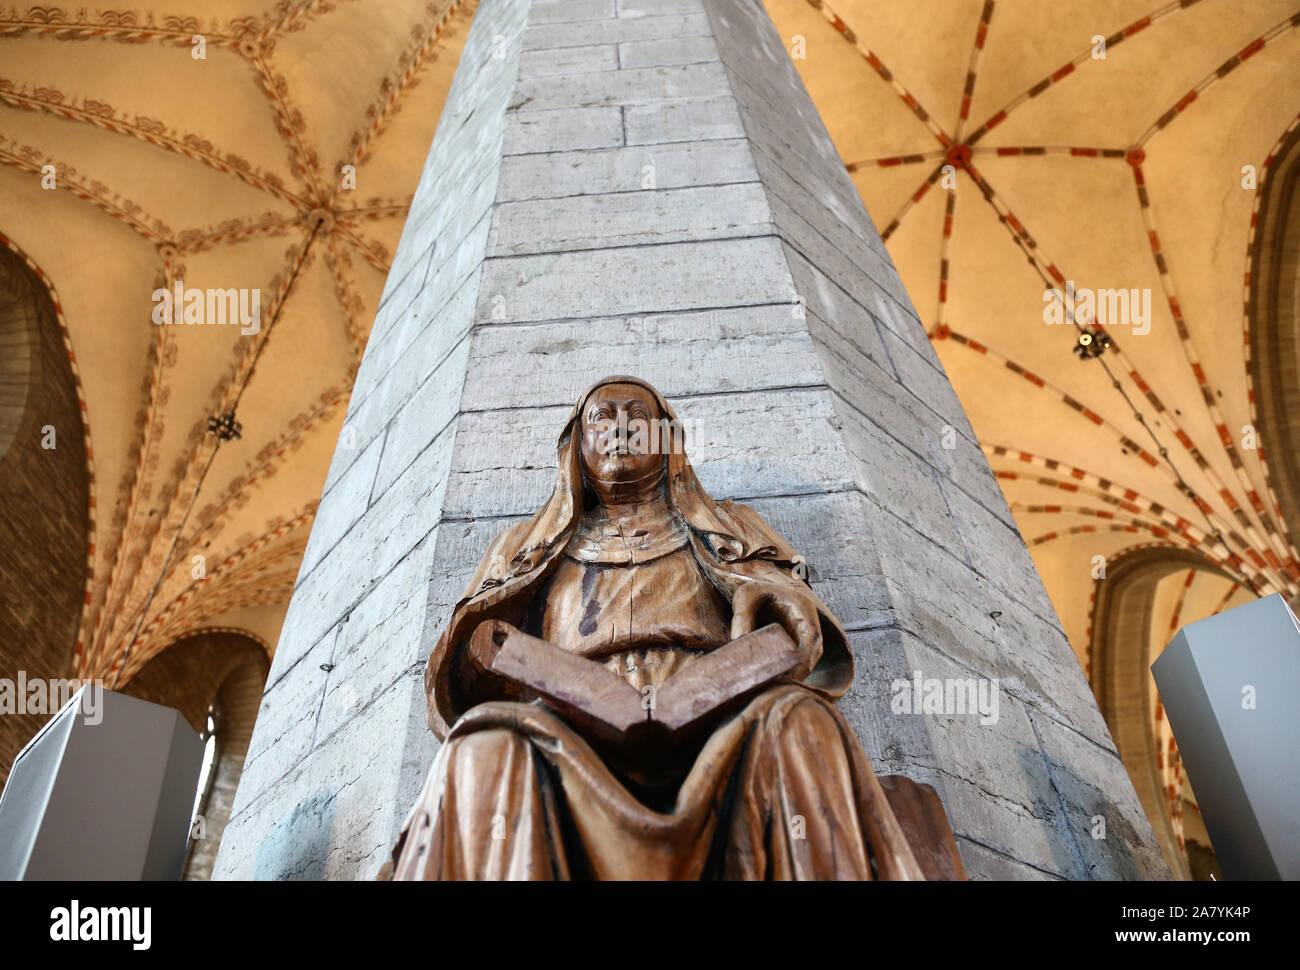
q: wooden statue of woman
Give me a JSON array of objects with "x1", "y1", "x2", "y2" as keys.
[{"x1": 383, "y1": 376, "x2": 964, "y2": 880}]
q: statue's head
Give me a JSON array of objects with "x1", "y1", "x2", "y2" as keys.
[{"x1": 577, "y1": 379, "x2": 670, "y2": 504}]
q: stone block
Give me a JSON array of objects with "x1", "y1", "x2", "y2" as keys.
[
  {"x1": 272, "y1": 428, "x2": 454, "y2": 675},
  {"x1": 235, "y1": 629, "x2": 336, "y2": 813},
  {"x1": 745, "y1": 490, "x2": 892, "y2": 629},
  {"x1": 901, "y1": 637, "x2": 1086, "y2": 878},
  {"x1": 530, "y1": 0, "x2": 615, "y2": 24},
  {"x1": 512, "y1": 63, "x2": 729, "y2": 111},
  {"x1": 618, "y1": 34, "x2": 719, "y2": 68},
  {"x1": 477, "y1": 236, "x2": 794, "y2": 323},
  {"x1": 301, "y1": 433, "x2": 384, "y2": 579},
  {"x1": 523, "y1": 13, "x2": 710, "y2": 51},
  {"x1": 838, "y1": 407, "x2": 970, "y2": 557},
  {"x1": 216, "y1": 677, "x2": 435, "y2": 880},
  {"x1": 497, "y1": 139, "x2": 756, "y2": 201},
  {"x1": 462, "y1": 305, "x2": 820, "y2": 410},
  {"x1": 625, "y1": 96, "x2": 744, "y2": 144},
  {"x1": 1029, "y1": 707, "x2": 1170, "y2": 879},
  {"x1": 316, "y1": 535, "x2": 438, "y2": 742},
  {"x1": 518, "y1": 43, "x2": 619, "y2": 77},
  {"x1": 486, "y1": 181, "x2": 770, "y2": 256},
  {"x1": 957, "y1": 839, "x2": 1062, "y2": 881},
  {"x1": 330, "y1": 270, "x2": 479, "y2": 491},
  {"x1": 372, "y1": 338, "x2": 471, "y2": 497},
  {"x1": 618, "y1": 0, "x2": 703, "y2": 16},
  {"x1": 503, "y1": 106, "x2": 625, "y2": 154}
]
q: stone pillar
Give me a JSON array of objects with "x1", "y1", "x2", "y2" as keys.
[{"x1": 214, "y1": 0, "x2": 1169, "y2": 880}]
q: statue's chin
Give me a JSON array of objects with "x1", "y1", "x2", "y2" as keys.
[{"x1": 588, "y1": 454, "x2": 660, "y2": 485}]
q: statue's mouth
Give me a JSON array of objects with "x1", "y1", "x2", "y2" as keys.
[{"x1": 588, "y1": 460, "x2": 660, "y2": 482}]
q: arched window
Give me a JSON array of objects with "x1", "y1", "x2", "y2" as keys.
[
  {"x1": 1090, "y1": 548, "x2": 1231, "y2": 881},
  {"x1": 190, "y1": 702, "x2": 223, "y2": 838},
  {"x1": 117, "y1": 630, "x2": 269, "y2": 880}
]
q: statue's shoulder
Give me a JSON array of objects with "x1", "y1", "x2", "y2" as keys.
[
  {"x1": 484, "y1": 517, "x2": 535, "y2": 556},
  {"x1": 460, "y1": 516, "x2": 559, "y2": 601},
  {"x1": 718, "y1": 498, "x2": 762, "y2": 522},
  {"x1": 718, "y1": 499, "x2": 794, "y2": 551}
]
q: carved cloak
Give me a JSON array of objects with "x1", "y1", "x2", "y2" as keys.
[
  {"x1": 424, "y1": 375, "x2": 855, "y2": 739},
  {"x1": 385, "y1": 376, "x2": 965, "y2": 881}
]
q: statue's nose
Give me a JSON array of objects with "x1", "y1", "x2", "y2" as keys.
[{"x1": 612, "y1": 412, "x2": 631, "y2": 440}]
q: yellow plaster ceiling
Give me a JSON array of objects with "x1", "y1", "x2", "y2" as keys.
[
  {"x1": 2, "y1": 0, "x2": 1296, "y2": 727},
  {"x1": 0, "y1": 0, "x2": 475, "y2": 680},
  {"x1": 766, "y1": 0, "x2": 1300, "y2": 667}
]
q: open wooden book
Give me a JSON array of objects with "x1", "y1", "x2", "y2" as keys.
[{"x1": 468, "y1": 619, "x2": 802, "y2": 747}]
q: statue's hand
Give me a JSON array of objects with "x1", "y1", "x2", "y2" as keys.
[{"x1": 729, "y1": 581, "x2": 823, "y2": 679}]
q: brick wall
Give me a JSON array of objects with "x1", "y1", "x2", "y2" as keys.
[{"x1": 0, "y1": 250, "x2": 89, "y2": 784}]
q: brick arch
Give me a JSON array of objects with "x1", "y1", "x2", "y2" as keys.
[
  {"x1": 1247, "y1": 119, "x2": 1300, "y2": 562},
  {"x1": 120, "y1": 627, "x2": 270, "y2": 881},
  {"x1": 1089, "y1": 547, "x2": 1234, "y2": 880},
  {"x1": 0, "y1": 237, "x2": 92, "y2": 785}
]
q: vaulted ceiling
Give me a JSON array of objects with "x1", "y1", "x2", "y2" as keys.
[
  {"x1": 765, "y1": 0, "x2": 1300, "y2": 874},
  {"x1": 770, "y1": 0, "x2": 1300, "y2": 626},
  {"x1": 1, "y1": 0, "x2": 1297, "y2": 875},
  {"x1": 0, "y1": 0, "x2": 475, "y2": 683}
]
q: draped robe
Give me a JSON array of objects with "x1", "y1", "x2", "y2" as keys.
[{"x1": 382, "y1": 377, "x2": 962, "y2": 880}]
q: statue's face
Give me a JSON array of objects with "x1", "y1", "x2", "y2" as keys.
[{"x1": 579, "y1": 382, "x2": 665, "y2": 487}]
